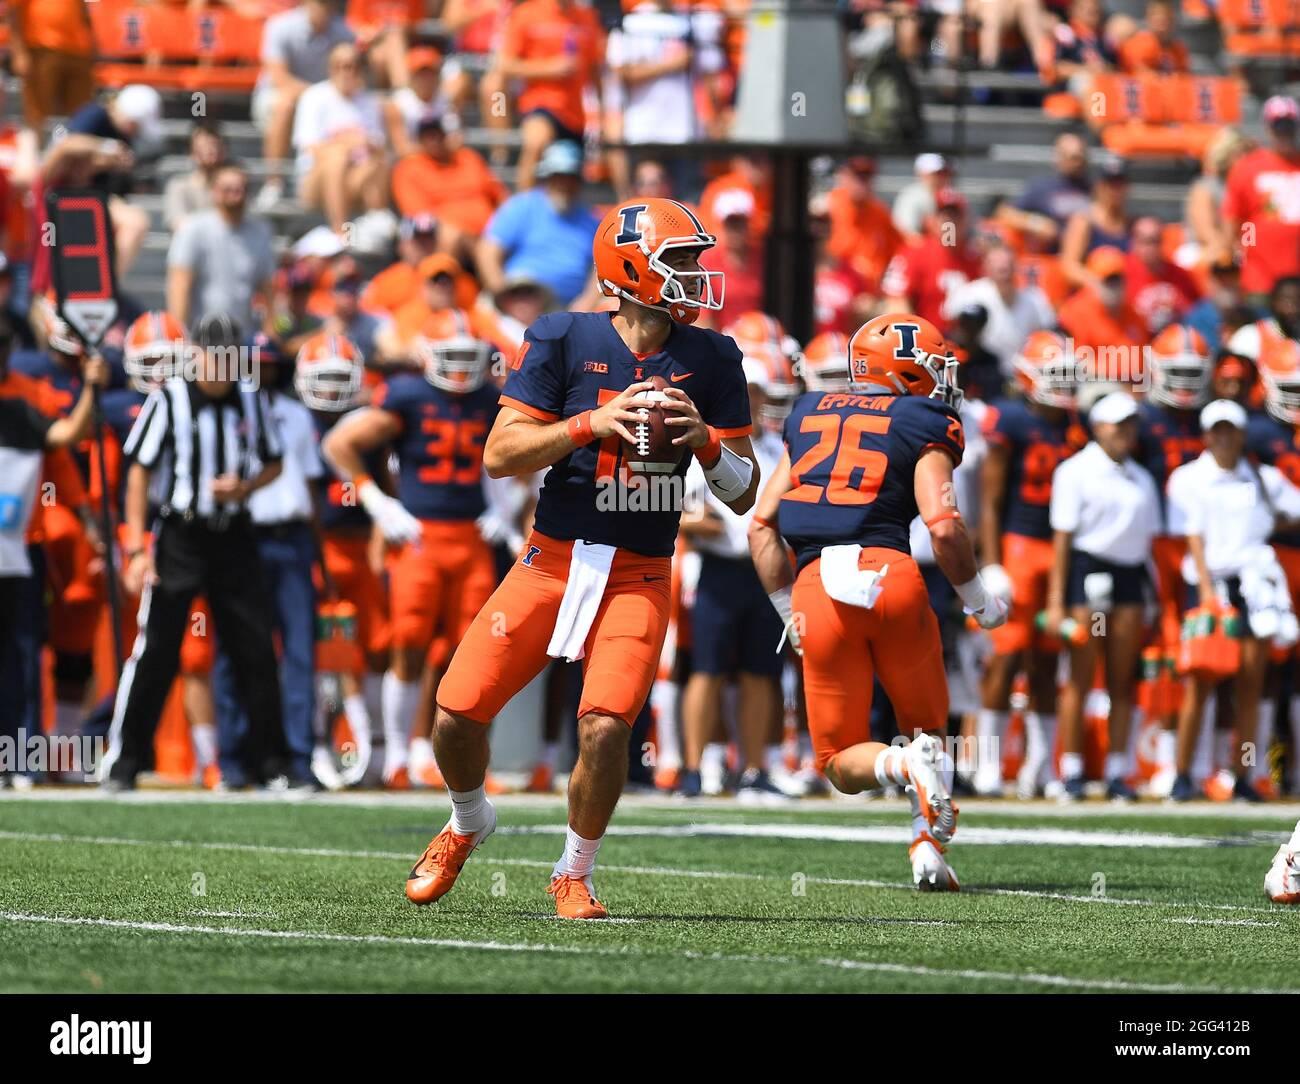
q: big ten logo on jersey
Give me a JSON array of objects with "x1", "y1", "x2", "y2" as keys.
[
  {"x1": 591, "y1": 387, "x2": 687, "y2": 514},
  {"x1": 418, "y1": 412, "x2": 487, "y2": 485}
]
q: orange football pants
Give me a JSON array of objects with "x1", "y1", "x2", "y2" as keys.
[
  {"x1": 321, "y1": 533, "x2": 391, "y2": 657},
  {"x1": 987, "y1": 532, "x2": 1059, "y2": 655},
  {"x1": 437, "y1": 530, "x2": 672, "y2": 725},
  {"x1": 387, "y1": 520, "x2": 496, "y2": 655},
  {"x1": 794, "y1": 547, "x2": 948, "y2": 771}
]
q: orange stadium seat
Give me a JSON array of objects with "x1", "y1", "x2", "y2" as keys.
[
  {"x1": 93, "y1": 0, "x2": 264, "y2": 91},
  {"x1": 1089, "y1": 74, "x2": 1240, "y2": 159},
  {"x1": 1219, "y1": 0, "x2": 1300, "y2": 57}
]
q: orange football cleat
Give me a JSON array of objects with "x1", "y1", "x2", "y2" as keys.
[
  {"x1": 201, "y1": 764, "x2": 222, "y2": 790},
  {"x1": 653, "y1": 766, "x2": 680, "y2": 792},
  {"x1": 484, "y1": 773, "x2": 510, "y2": 795},
  {"x1": 547, "y1": 874, "x2": 607, "y2": 919},
  {"x1": 384, "y1": 766, "x2": 411, "y2": 791},
  {"x1": 1204, "y1": 770, "x2": 1234, "y2": 803},
  {"x1": 405, "y1": 806, "x2": 497, "y2": 906},
  {"x1": 524, "y1": 762, "x2": 555, "y2": 794},
  {"x1": 413, "y1": 760, "x2": 445, "y2": 788}
]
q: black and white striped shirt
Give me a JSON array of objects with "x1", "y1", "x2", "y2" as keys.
[{"x1": 122, "y1": 378, "x2": 283, "y2": 523}]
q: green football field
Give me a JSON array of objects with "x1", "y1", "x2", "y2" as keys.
[{"x1": 2, "y1": 790, "x2": 1298, "y2": 994}]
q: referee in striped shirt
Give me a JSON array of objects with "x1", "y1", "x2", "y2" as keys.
[{"x1": 100, "y1": 314, "x2": 290, "y2": 790}]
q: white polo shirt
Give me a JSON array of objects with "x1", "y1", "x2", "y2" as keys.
[
  {"x1": 1049, "y1": 441, "x2": 1159, "y2": 565},
  {"x1": 249, "y1": 390, "x2": 324, "y2": 525},
  {"x1": 1167, "y1": 450, "x2": 1300, "y2": 580}
]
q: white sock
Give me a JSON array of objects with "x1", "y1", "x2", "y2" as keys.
[
  {"x1": 1104, "y1": 751, "x2": 1127, "y2": 781},
  {"x1": 1059, "y1": 751, "x2": 1084, "y2": 779},
  {"x1": 1253, "y1": 701, "x2": 1275, "y2": 784},
  {"x1": 381, "y1": 673, "x2": 420, "y2": 774},
  {"x1": 342, "y1": 693, "x2": 372, "y2": 754},
  {"x1": 191, "y1": 722, "x2": 216, "y2": 770},
  {"x1": 976, "y1": 709, "x2": 1008, "y2": 777},
  {"x1": 537, "y1": 741, "x2": 559, "y2": 770},
  {"x1": 907, "y1": 787, "x2": 929, "y2": 841},
  {"x1": 553, "y1": 827, "x2": 602, "y2": 880},
  {"x1": 874, "y1": 743, "x2": 908, "y2": 787},
  {"x1": 448, "y1": 784, "x2": 489, "y2": 836},
  {"x1": 701, "y1": 742, "x2": 726, "y2": 774},
  {"x1": 764, "y1": 745, "x2": 785, "y2": 774},
  {"x1": 1157, "y1": 726, "x2": 1176, "y2": 771},
  {"x1": 410, "y1": 737, "x2": 434, "y2": 772},
  {"x1": 650, "y1": 678, "x2": 681, "y2": 770}
]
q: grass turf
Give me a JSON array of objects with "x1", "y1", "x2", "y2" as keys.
[{"x1": 1, "y1": 793, "x2": 1298, "y2": 993}]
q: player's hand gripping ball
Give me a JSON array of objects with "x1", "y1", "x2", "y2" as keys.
[{"x1": 622, "y1": 375, "x2": 686, "y2": 475}]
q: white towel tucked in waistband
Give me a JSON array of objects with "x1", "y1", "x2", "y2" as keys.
[
  {"x1": 1238, "y1": 544, "x2": 1300, "y2": 648},
  {"x1": 547, "y1": 539, "x2": 617, "y2": 661},
  {"x1": 820, "y1": 544, "x2": 888, "y2": 610}
]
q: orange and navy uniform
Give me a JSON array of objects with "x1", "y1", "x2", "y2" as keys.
[
  {"x1": 778, "y1": 389, "x2": 964, "y2": 770},
  {"x1": 372, "y1": 373, "x2": 499, "y2": 663},
  {"x1": 1247, "y1": 409, "x2": 1300, "y2": 615},
  {"x1": 437, "y1": 310, "x2": 752, "y2": 726},
  {"x1": 981, "y1": 397, "x2": 1083, "y2": 654},
  {"x1": 1135, "y1": 400, "x2": 1202, "y2": 647},
  {"x1": 312, "y1": 409, "x2": 391, "y2": 660}
]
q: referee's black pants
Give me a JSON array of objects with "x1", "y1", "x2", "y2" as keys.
[{"x1": 104, "y1": 515, "x2": 288, "y2": 785}]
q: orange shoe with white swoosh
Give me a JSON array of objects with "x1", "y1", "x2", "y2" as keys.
[
  {"x1": 547, "y1": 874, "x2": 608, "y2": 919},
  {"x1": 405, "y1": 804, "x2": 497, "y2": 905}
]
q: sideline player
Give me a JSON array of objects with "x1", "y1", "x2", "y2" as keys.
[
  {"x1": 749, "y1": 313, "x2": 1007, "y2": 891},
  {"x1": 392, "y1": 197, "x2": 758, "y2": 918}
]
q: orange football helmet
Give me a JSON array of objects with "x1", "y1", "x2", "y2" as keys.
[
  {"x1": 1147, "y1": 324, "x2": 1211, "y2": 410},
  {"x1": 593, "y1": 197, "x2": 723, "y2": 324},
  {"x1": 123, "y1": 311, "x2": 187, "y2": 393},
  {"x1": 36, "y1": 293, "x2": 84, "y2": 357},
  {"x1": 1259, "y1": 338, "x2": 1300, "y2": 425},
  {"x1": 848, "y1": 313, "x2": 960, "y2": 406},
  {"x1": 415, "y1": 308, "x2": 494, "y2": 394},
  {"x1": 1012, "y1": 330, "x2": 1077, "y2": 409},
  {"x1": 800, "y1": 331, "x2": 852, "y2": 392},
  {"x1": 295, "y1": 332, "x2": 364, "y2": 412}
]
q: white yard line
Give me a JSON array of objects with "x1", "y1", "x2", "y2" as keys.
[
  {"x1": 0, "y1": 829, "x2": 1292, "y2": 916},
  {"x1": 1166, "y1": 917, "x2": 1280, "y2": 928},
  {"x1": 1, "y1": 788, "x2": 1297, "y2": 821},
  {"x1": 0, "y1": 910, "x2": 1284, "y2": 994}
]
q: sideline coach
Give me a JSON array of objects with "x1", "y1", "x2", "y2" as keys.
[{"x1": 100, "y1": 314, "x2": 289, "y2": 789}]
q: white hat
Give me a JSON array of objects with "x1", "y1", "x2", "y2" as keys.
[
  {"x1": 713, "y1": 188, "x2": 755, "y2": 222},
  {"x1": 1200, "y1": 398, "x2": 1248, "y2": 431},
  {"x1": 115, "y1": 85, "x2": 163, "y2": 149},
  {"x1": 292, "y1": 225, "x2": 345, "y2": 260},
  {"x1": 915, "y1": 152, "x2": 949, "y2": 175},
  {"x1": 1089, "y1": 391, "x2": 1139, "y2": 425}
]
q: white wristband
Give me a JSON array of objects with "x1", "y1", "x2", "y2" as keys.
[
  {"x1": 703, "y1": 443, "x2": 754, "y2": 502},
  {"x1": 954, "y1": 574, "x2": 991, "y2": 613},
  {"x1": 767, "y1": 584, "x2": 794, "y2": 624}
]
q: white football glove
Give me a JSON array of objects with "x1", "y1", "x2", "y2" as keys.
[
  {"x1": 476, "y1": 509, "x2": 525, "y2": 554},
  {"x1": 768, "y1": 585, "x2": 803, "y2": 656},
  {"x1": 979, "y1": 563, "x2": 1013, "y2": 605},
  {"x1": 956, "y1": 572, "x2": 1010, "y2": 630},
  {"x1": 357, "y1": 480, "x2": 422, "y2": 545}
]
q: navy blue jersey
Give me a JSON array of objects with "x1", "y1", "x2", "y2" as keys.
[
  {"x1": 1247, "y1": 410, "x2": 1300, "y2": 549},
  {"x1": 981, "y1": 397, "x2": 1082, "y2": 541},
  {"x1": 312, "y1": 410, "x2": 387, "y2": 532},
  {"x1": 1134, "y1": 400, "x2": 1202, "y2": 530},
  {"x1": 373, "y1": 374, "x2": 498, "y2": 521},
  {"x1": 11, "y1": 349, "x2": 92, "y2": 480},
  {"x1": 778, "y1": 391, "x2": 964, "y2": 572},
  {"x1": 500, "y1": 311, "x2": 752, "y2": 557}
]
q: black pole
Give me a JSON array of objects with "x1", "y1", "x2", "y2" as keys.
[
  {"x1": 90, "y1": 382, "x2": 125, "y2": 679},
  {"x1": 765, "y1": 149, "x2": 813, "y2": 345}
]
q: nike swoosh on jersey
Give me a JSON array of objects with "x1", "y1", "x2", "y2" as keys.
[{"x1": 670, "y1": 371, "x2": 693, "y2": 383}]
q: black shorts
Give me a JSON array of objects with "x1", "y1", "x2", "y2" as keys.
[
  {"x1": 1066, "y1": 550, "x2": 1149, "y2": 609},
  {"x1": 523, "y1": 108, "x2": 584, "y2": 147},
  {"x1": 1182, "y1": 576, "x2": 1246, "y2": 614}
]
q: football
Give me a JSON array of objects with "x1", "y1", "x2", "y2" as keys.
[{"x1": 622, "y1": 375, "x2": 685, "y2": 475}]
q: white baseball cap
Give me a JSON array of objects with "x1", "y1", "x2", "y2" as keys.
[
  {"x1": 713, "y1": 188, "x2": 755, "y2": 222},
  {"x1": 1200, "y1": 398, "x2": 1248, "y2": 431},
  {"x1": 115, "y1": 85, "x2": 163, "y2": 148},
  {"x1": 915, "y1": 153, "x2": 949, "y2": 175},
  {"x1": 1088, "y1": 391, "x2": 1139, "y2": 425}
]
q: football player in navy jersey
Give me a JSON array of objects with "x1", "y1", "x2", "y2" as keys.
[
  {"x1": 323, "y1": 310, "x2": 501, "y2": 790},
  {"x1": 749, "y1": 313, "x2": 1007, "y2": 892},
  {"x1": 369, "y1": 197, "x2": 758, "y2": 919},
  {"x1": 296, "y1": 332, "x2": 388, "y2": 788},
  {"x1": 1134, "y1": 325, "x2": 1209, "y2": 795},
  {"x1": 976, "y1": 330, "x2": 1085, "y2": 798}
]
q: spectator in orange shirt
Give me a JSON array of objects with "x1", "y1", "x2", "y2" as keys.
[
  {"x1": 699, "y1": 155, "x2": 772, "y2": 240},
  {"x1": 361, "y1": 214, "x2": 443, "y2": 316},
  {"x1": 391, "y1": 116, "x2": 508, "y2": 261},
  {"x1": 495, "y1": 0, "x2": 605, "y2": 190},
  {"x1": 699, "y1": 189, "x2": 765, "y2": 328},
  {"x1": 826, "y1": 156, "x2": 900, "y2": 292},
  {"x1": 9, "y1": 0, "x2": 95, "y2": 132},
  {"x1": 1116, "y1": 0, "x2": 1188, "y2": 74},
  {"x1": 1058, "y1": 246, "x2": 1150, "y2": 383},
  {"x1": 346, "y1": 0, "x2": 423, "y2": 89},
  {"x1": 378, "y1": 253, "x2": 480, "y2": 364}
]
